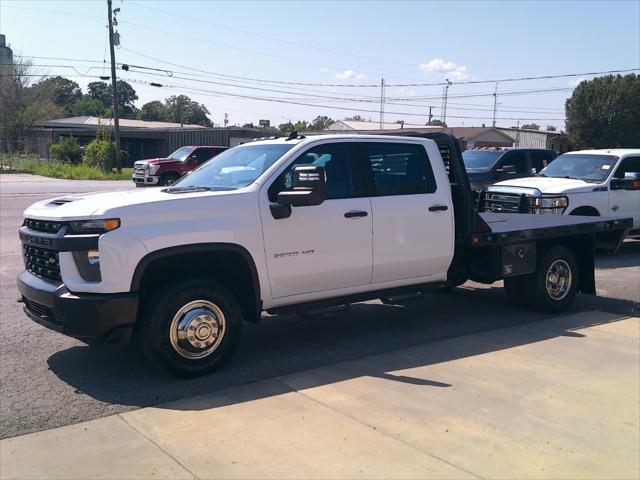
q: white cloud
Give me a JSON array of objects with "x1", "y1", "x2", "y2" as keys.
[
  {"x1": 334, "y1": 69, "x2": 365, "y2": 80},
  {"x1": 418, "y1": 58, "x2": 469, "y2": 81}
]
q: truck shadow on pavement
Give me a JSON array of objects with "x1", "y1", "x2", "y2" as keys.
[
  {"x1": 46, "y1": 284, "x2": 636, "y2": 415},
  {"x1": 595, "y1": 240, "x2": 640, "y2": 269}
]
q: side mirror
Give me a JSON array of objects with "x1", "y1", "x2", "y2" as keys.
[
  {"x1": 277, "y1": 165, "x2": 325, "y2": 207},
  {"x1": 611, "y1": 172, "x2": 640, "y2": 191}
]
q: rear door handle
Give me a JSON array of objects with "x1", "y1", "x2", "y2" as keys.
[
  {"x1": 428, "y1": 205, "x2": 448, "y2": 212},
  {"x1": 344, "y1": 210, "x2": 368, "y2": 218}
]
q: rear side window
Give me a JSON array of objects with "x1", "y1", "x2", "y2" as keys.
[
  {"x1": 530, "y1": 151, "x2": 555, "y2": 172},
  {"x1": 365, "y1": 143, "x2": 436, "y2": 196}
]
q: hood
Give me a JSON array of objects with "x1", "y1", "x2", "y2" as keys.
[
  {"x1": 490, "y1": 176, "x2": 598, "y2": 194},
  {"x1": 23, "y1": 187, "x2": 234, "y2": 221},
  {"x1": 134, "y1": 157, "x2": 178, "y2": 166}
]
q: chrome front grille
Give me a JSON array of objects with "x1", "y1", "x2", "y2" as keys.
[
  {"x1": 483, "y1": 192, "x2": 523, "y2": 213},
  {"x1": 22, "y1": 245, "x2": 61, "y2": 282}
]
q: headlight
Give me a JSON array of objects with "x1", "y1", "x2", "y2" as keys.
[
  {"x1": 147, "y1": 164, "x2": 159, "y2": 175},
  {"x1": 69, "y1": 218, "x2": 120, "y2": 234},
  {"x1": 72, "y1": 249, "x2": 101, "y2": 282},
  {"x1": 527, "y1": 196, "x2": 568, "y2": 214}
]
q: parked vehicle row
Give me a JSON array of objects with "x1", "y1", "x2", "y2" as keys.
[
  {"x1": 462, "y1": 147, "x2": 557, "y2": 192},
  {"x1": 480, "y1": 149, "x2": 640, "y2": 237},
  {"x1": 17, "y1": 133, "x2": 631, "y2": 377},
  {"x1": 132, "y1": 145, "x2": 227, "y2": 186}
]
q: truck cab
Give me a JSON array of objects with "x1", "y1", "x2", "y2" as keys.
[
  {"x1": 463, "y1": 147, "x2": 557, "y2": 192},
  {"x1": 481, "y1": 149, "x2": 640, "y2": 236},
  {"x1": 17, "y1": 134, "x2": 631, "y2": 377},
  {"x1": 132, "y1": 145, "x2": 227, "y2": 186}
]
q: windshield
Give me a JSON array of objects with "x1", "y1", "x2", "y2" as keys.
[
  {"x1": 462, "y1": 150, "x2": 504, "y2": 171},
  {"x1": 539, "y1": 154, "x2": 619, "y2": 182},
  {"x1": 171, "y1": 144, "x2": 295, "y2": 190},
  {"x1": 168, "y1": 147, "x2": 195, "y2": 161}
]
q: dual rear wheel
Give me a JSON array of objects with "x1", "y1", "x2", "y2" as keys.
[{"x1": 504, "y1": 245, "x2": 579, "y2": 313}]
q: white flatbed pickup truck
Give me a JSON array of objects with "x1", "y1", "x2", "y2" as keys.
[
  {"x1": 17, "y1": 133, "x2": 632, "y2": 376},
  {"x1": 480, "y1": 149, "x2": 640, "y2": 238}
]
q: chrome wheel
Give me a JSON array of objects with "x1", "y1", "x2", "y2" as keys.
[
  {"x1": 169, "y1": 300, "x2": 226, "y2": 359},
  {"x1": 545, "y1": 259, "x2": 572, "y2": 301}
]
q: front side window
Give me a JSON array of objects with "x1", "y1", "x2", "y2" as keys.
[
  {"x1": 499, "y1": 151, "x2": 528, "y2": 173},
  {"x1": 270, "y1": 143, "x2": 355, "y2": 201},
  {"x1": 613, "y1": 156, "x2": 640, "y2": 178},
  {"x1": 190, "y1": 148, "x2": 213, "y2": 164},
  {"x1": 539, "y1": 154, "x2": 619, "y2": 182},
  {"x1": 365, "y1": 142, "x2": 436, "y2": 196},
  {"x1": 171, "y1": 144, "x2": 294, "y2": 191}
]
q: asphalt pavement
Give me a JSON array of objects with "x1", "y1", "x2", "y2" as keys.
[{"x1": 1, "y1": 174, "x2": 638, "y2": 440}]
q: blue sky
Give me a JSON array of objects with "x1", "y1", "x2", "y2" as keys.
[{"x1": 1, "y1": 0, "x2": 639, "y2": 129}]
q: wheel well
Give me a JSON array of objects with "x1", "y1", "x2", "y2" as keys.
[
  {"x1": 133, "y1": 246, "x2": 261, "y2": 323},
  {"x1": 569, "y1": 206, "x2": 600, "y2": 216}
]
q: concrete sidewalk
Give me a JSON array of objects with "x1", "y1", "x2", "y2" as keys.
[{"x1": 2, "y1": 311, "x2": 638, "y2": 480}]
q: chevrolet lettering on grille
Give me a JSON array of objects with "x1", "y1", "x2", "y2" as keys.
[{"x1": 19, "y1": 232, "x2": 54, "y2": 247}]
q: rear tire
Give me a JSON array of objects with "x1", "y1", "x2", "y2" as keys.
[
  {"x1": 139, "y1": 279, "x2": 243, "y2": 377},
  {"x1": 523, "y1": 246, "x2": 578, "y2": 313}
]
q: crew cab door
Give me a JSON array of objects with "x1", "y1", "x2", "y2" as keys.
[
  {"x1": 260, "y1": 142, "x2": 373, "y2": 298},
  {"x1": 363, "y1": 141, "x2": 454, "y2": 284},
  {"x1": 610, "y1": 155, "x2": 640, "y2": 230}
]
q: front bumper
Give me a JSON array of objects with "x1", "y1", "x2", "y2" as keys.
[
  {"x1": 17, "y1": 271, "x2": 139, "y2": 344},
  {"x1": 132, "y1": 173, "x2": 159, "y2": 186}
]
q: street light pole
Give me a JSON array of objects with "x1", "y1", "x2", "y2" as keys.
[{"x1": 107, "y1": 0, "x2": 122, "y2": 173}]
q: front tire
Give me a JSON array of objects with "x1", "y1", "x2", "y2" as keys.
[
  {"x1": 159, "y1": 173, "x2": 180, "y2": 186},
  {"x1": 139, "y1": 279, "x2": 243, "y2": 377},
  {"x1": 523, "y1": 246, "x2": 579, "y2": 313}
]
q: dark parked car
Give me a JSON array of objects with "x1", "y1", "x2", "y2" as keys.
[{"x1": 463, "y1": 147, "x2": 557, "y2": 192}]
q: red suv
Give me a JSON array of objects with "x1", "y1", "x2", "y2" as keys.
[{"x1": 132, "y1": 146, "x2": 228, "y2": 186}]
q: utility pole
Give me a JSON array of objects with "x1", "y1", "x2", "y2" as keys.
[
  {"x1": 428, "y1": 106, "x2": 433, "y2": 124},
  {"x1": 379, "y1": 77, "x2": 385, "y2": 129},
  {"x1": 442, "y1": 79, "x2": 451, "y2": 126},
  {"x1": 492, "y1": 82, "x2": 499, "y2": 127},
  {"x1": 107, "y1": 0, "x2": 121, "y2": 173}
]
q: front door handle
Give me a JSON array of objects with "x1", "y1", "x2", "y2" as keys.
[
  {"x1": 344, "y1": 210, "x2": 368, "y2": 218},
  {"x1": 428, "y1": 205, "x2": 448, "y2": 212}
]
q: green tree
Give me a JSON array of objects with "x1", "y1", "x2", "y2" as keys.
[
  {"x1": 87, "y1": 80, "x2": 139, "y2": 118},
  {"x1": 49, "y1": 137, "x2": 82, "y2": 164},
  {"x1": 137, "y1": 100, "x2": 166, "y2": 121},
  {"x1": 31, "y1": 76, "x2": 81, "y2": 114},
  {"x1": 521, "y1": 123, "x2": 540, "y2": 130},
  {"x1": 163, "y1": 95, "x2": 212, "y2": 127},
  {"x1": 546, "y1": 125, "x2": 557, "y2": 132},
  {"x1": 344, "y1": 115, "x2": 365, "y2": 122},
  {"x1": 566, "y1": 74, "x2": 640, "y2": 148},
  {"x1": 278, "y1": 121, "x2": 294, "y2": 132},
  {"x1": 308, "y1": 115, "x2": 334, "y2": 130},
  {"x1": 427, "y1": 119, "x2": 447, "y2": 127},
  {"x1": 72, "y1": 95, "x2": 109, "y2": 117},
  {"x1": 83, "y1": 128, "x2": 116, "y2": 172},
  {"x1": 0, "y1": 59, "x2": 64, "y2": 152}
]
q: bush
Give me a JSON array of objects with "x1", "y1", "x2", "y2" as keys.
[
  {"x1": 49, "y1": 137, "x2": 82, "y2": 164},
  {"x1": 83, "y1": 139, "x2": 116, "y2": 172}
]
